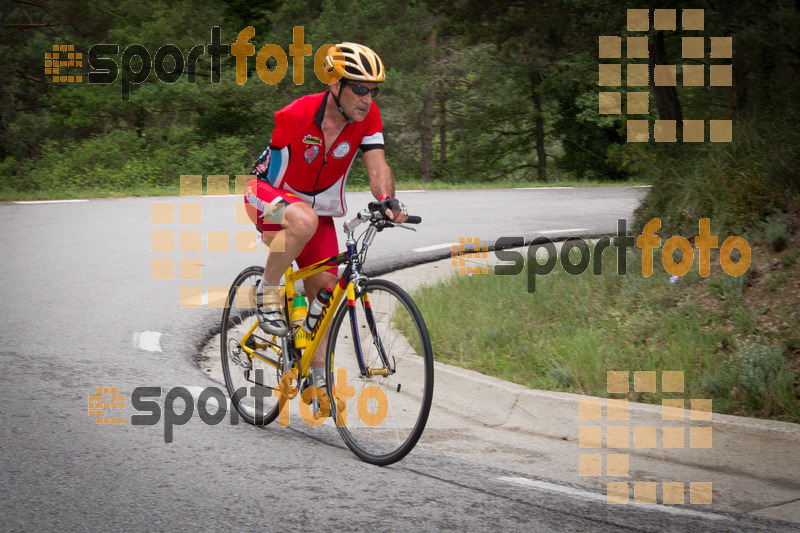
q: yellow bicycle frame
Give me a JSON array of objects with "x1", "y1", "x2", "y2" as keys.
[{"x1": 235, "y1": 254, "x2": 352, "y2": 379}]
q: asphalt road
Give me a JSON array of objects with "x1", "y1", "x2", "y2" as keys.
[{"x1": 1, "y1": 187, "x2": 791, "y2": 531}]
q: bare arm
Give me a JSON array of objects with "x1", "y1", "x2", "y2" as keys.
[
  {"x1": 363, "y1": 149, "x2": 407, "y2": 223},
  {"x1": 363, "y1": 148, "x2": 393, "y2": 199}
]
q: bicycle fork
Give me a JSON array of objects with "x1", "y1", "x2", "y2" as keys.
[{"x1": 347, "y1": 283, "x2": 394, "y2": 378}]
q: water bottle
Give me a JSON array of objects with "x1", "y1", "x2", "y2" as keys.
[
  {"x1": 291, "y1": 295, "x2": 308, "y2": 348},
  {"x1": 303, "y1": 288, "x2": 333, "y2": 333}
]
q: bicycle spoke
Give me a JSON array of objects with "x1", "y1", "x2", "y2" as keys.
[
  {"x1": 220, "y1": 266, "x2": 283, "y2": 426},
  {"x1": 327, "y1": 279, "x2": 433, "y2": 465}
]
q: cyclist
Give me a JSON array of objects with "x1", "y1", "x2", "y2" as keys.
[{"x1": 244, "y1": 42, "x2": 407, "y2": 389}]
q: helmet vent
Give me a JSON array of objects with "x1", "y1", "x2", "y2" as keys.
[
  {"x1": 359, "y1": 53, "x2": 373, "y2": 75},
  {"x1": 327, "y1": 42, "x2": 385, "y2": 82}
]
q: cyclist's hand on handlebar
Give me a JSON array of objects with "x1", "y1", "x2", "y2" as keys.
[
  {"x1": 361, "y1": 200, "x2": 421, "y2": 230},
  {"x1": 381, "y1": 197, "x2": 407, "y2": 224},
  {"x1": 385, "y1": 207, "x2": 407, "y2": 224}
]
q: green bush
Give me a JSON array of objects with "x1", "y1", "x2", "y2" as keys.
[
  {"x1": 764, "y1": 217, "x2": 790, "y2": 252},
  {"x1": 0, "y1": 127, "x2": 255, "y2": 197},
  {"x1": 26, "y1": 130, "x2": 146, "y2": 191},
  {"x1": 702, "y1": 337, "x2": 797, "y2": 419},
  {"x1": 632, "y1": 114, "x2": 800, "y2": 239},
  {"x1": 781, "y1": 247, "x2": 799, "y2": 266}
]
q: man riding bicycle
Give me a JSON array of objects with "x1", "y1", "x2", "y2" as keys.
[{"x1": 243, "y1": 42, "x2": 406, "y2": 390}]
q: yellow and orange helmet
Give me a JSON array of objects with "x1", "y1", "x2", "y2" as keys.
[{"x1": 324, "y1": 42, "x2": 385, "y2": 83}]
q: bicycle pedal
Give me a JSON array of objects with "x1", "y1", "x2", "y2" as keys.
[{"x1": 307, "y1": 395, "x2": 333, "y2": 418}]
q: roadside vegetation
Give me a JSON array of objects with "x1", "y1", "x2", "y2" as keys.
[
  {"x1": 0, "y1": 177, "x2": 648, "y2": 202},
  {"x1": 409, "y1": 222, "x2": 800, "y2": 423},
  {"x1": 1, "y1": 0, "x2": 706, "y2": 200}
]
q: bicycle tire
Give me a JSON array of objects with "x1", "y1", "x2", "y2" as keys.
[
  {"x1": 220, "y1": 265, "x2": 284, "y2": 426},
  {"x1": 325, "y1": 279, "x2": 434, "y2": 465}
]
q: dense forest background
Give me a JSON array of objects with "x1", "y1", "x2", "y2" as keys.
[{"x1": 1, "y1": 0, "x2": 798, "y2": 234}]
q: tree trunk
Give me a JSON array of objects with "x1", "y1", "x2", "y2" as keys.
[
  {"x1": 531, "y1": 70, "x2": 547, "y2": 182},
  {"x1": 648, "y1": 31, "x2": 683, "y2": 129},
  {"x1": 420, "y1": 27, "x2": 436, "y2": 183}
]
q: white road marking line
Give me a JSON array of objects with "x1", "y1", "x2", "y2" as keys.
[
  {"x1": 538, "y1": 228, "x2": 589, "y2": 234},
  {"x1": 497, "y1": 477, "x2": 730, "y2": 521},
  {"x1": 397, "y1": 189, "x2": 426, "y2": 193},
  {"x1": 633, "y1": 185, "x2": 652, "y2": 188},
  {"x1": 133, "y1": 331, "x2": 163, "y2": 352},
  {"x1": 514, "y1": 187, "x2": 574, "y2": 190},
  {"x1": 13, "y1": 199, "x2": 89, "y2": 204},
  {"x1": 413, "y1": 243, "x2": 454, "y2": 252}
]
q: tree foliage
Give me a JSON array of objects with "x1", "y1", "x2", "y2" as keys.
[{"x1": 0, "y1": 0, "x2": 797, "y2": 207}]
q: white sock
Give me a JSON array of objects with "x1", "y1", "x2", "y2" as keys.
[
  {"x1": 257, "y1": 277, "x2": 278, "y2": 295},
  {"x1": 310, "y1": 367, "x2": 326, "y2": 386}
]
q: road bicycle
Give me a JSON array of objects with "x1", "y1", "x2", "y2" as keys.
[{"x1": 219, "y1": 202, "x2": 434, "y2": 465}]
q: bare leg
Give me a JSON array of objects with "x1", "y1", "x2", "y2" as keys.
[
  {"x1": 305, "y1": 270, "x2": 337, "y2": 419},
  {"x1": 261, "y1": 202, "x2": 319, "y2": 284},
  {"x1": 261, "y1": 202, "x2": 335, "y2": 367},
  {"x1": 303, "y1": 270, "x2": 338, "y2": 367},
  {"x1": 254, "y1": 202, "x2": 320, "y2": 336}
]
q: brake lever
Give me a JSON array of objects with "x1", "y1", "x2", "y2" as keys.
[{"x1": 394, "y1": 224, "x2": 417, "y2": 232}]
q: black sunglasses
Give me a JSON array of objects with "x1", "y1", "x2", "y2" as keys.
[{"x1": 343, "y1": 80, "x2": 379, "y2": 98}]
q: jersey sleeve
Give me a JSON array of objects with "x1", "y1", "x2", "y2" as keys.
[
  {"x1": 251, "y1": 140, "x2": 289, "y2": 186},
  {"x1": 251, "y1": 143, "x2": 271, "y2": 179},
  {"x1": 269, "y1": 106, "x2": 294, "y2": 148},
  {"x1": 251, "y1": 99, "x2": 300, "y2": 181},
  {"x1": 359, "y1": 103, "x2": 384, "y2": 152}
]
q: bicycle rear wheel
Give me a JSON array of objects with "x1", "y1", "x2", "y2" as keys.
[
  {"x1": 220, "y1": 265, "x2": 285, "y2": 426},
  {"x1": 326, "y1": 279, "x2": 434, "y2": 465}
]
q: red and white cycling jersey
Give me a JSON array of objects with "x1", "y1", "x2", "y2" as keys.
[{"x1": 251, "y1": 90, "x2": 385, "y2": 217}]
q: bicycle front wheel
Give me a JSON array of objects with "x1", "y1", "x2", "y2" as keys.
[
  {"x1": 220, "y1": 265, "x2": 284, "y2": 426},
  {"x1": 326, "y1": 279, "x2": 434, "y2": 465}
]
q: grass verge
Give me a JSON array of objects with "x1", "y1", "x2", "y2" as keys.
[{"x1": 0, "y1": 178, "x2": 649, "y2": 202}]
